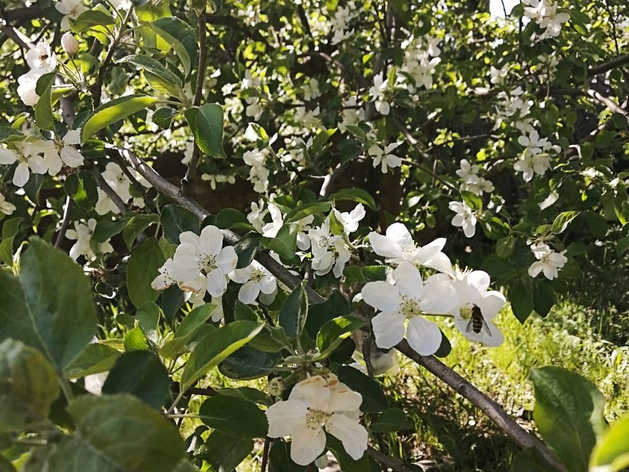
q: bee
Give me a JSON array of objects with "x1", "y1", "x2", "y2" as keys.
[{"x1": 466, "y1": 305, "x2": 492, "y2": 337}]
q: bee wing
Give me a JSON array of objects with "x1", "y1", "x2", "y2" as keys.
[
  {"x1": 481, "y1": 316, "x2": 492, "y2": 337},
  {"x1": 465, "y1": 317, "x2": 475, "y2": 333}
]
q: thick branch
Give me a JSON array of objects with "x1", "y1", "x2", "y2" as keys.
[
  {"x1": 113, "y1": 144, "x2": 565, "y2": 472},
  {"x1": 3, "y1": 6, "x2": 42, "y2": 23},
  {"x1": 588, "y1": 52, "x2": 629, "y2": 77}
]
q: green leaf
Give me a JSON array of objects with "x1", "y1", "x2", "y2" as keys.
[
  {"x1": 306, "y1": 291, "x2": 351, "y2": 338},
  {"x1": 461, "y1": 191, "x2": 482, "y2": 211},
  {"x1": 198, "y1": 395, "x2": 268, "y2": 438},
  {"x1": 149, "y1": 17, "x2": 198, "y2": 77},
  {"x1": 160, "y1": 204, "x2": 200, "y2": 244},
  {"x1": 261, "y1": 222, "x2": 299, "y2": 261},
  {"x1": 71, "y1": 9, "x2": 115, "y2": 33},
  {"x1": 200, "y1": 432, "x2": 253, "y2": 472},
  {"x1": 330, "y1": 188, "x2": 376, "y2": 211},
  {"x1": 34, "y1": 72, "x2": 55, "y2": 130},
  {"x1": 64, "y1": 343, "x2": 121, "y2": 378},
  {"x1": 93, "y1": 212, "x2": 136, "y2": 243},
  {"x1": 590, "y1": 413, "x2": 629, "y2": 472},
  {"x1": 135, "y1": 0, "x2": 171, "y2": 50},
  {"x1": 180, "y1": 321, "x2": 264, "y2": 391},
  {"x1": 152, "y1": 107, "x2": 177, "y2": 128},
  {"x1": 336, "y1": 366, "x2": 387, "y2": 412},
  {"x1": 81, "y1": 95, "x2": 158, "y2": 142},
  {"x1": 510, "y1": 280, "x2": 534, "y2": 323},
  {"x1": 160, "y1": 304, "x2": 217, "y2": 359},
  {"x1": 219, "y1": 346, "x2": 281, "y2": 380},
  {"x1": 552, "y1": 211, "x2": 580, "y2": 234},
  {"x1": 122, "y1": 214, "x2": 159, "y2": 249},
  {"x1": 185, "y1": 104, "x2": 226, "y2": 158},
  {"x1": 316, "y1": 316, "x2": 364, "y2": 359},
  {"x1": 102, "y1": 351, "x2": 170, "y2": 409},
  {"x1": 370, "y1": 408, "x2": 411, "y2": 433},
  {"x1": 285, "y1": 201, "x2": 331, "y2": 223},
  {"x1": 122, "y1": 55, "x2": 183, "y2": 97},
  {"x1": 511, "y1": 448, "x2": 555, "y2": 472},
  {"x1": 215, "y1": 208, "x2": 250, "y2": 229},
  {"x1": 136, "y1": 302, "x2": 161, "y2": 343},
  {"x1": 0, "y1": 339, "x2": 59, "y2": 433},
  {"x1": 496, "y1": 236, "x2": 515, "y2": 259},
  {"x1": 279, "y1": 284, "x2": 308, "y2": 338},
  {"x1": 48, "y1": 394, "x2": 185, "y2": 472},
  {"x1": 233, "y1": 233, "x2": 261, "y2": 269},
  {"x1": 124, "y1": 326, "x2": 150, "y2": 352},
  {"x1": 269, "y1": 441, "x2": 306, "y2": 472},
  {"x1": 64, "y1": 172, "x2": 98, "y2": 210},
  {"x1": 0, "y1": 238, "x2": 97, "y2": 370},
  {"x1": 0, "y1": 456, "x2": 16, "y2": 472},
  {"x1": 127, "y1": 237, "x2": 165, "y2": 309},
  {"x1": 326, "y1": 435, "x2": 371, "y2": 472},
  {"x1": 531, "y1": 367, "x2": 605, "y2": 472}
]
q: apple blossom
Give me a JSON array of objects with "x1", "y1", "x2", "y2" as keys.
[
  {"x1": 368, "y1": 222, "x2": 453, "y2": 274},
  {"x1": 247, "y1": 199, "x2": 268, "y2": 232},
  {"x1": 167, "y1": 225, "x2": 238, "y2": 298},
  {"x1": 528, "y1": 242, "x2": 567, "y2": 280},
  {"x1": 0, "y1": 143, "x2": 47, "y2": 187},
  {"x1": 448, "y1": 201, "x2": 477, "y2": 238},
  {"x1": 333, "y1": 204, "x2": 365, "y2": 234},
  {"x1": 303, "y1": 78, "x2": 321, "y2": 101},
  {"x1": 61, "y1": 32, "x2": 79, "y2": 56},
  {"x1": 17, "y1": 70, "x2": 44, "y2": 106},
  {"x1": 55, "y1": 0, "x2": 88, "y2": 30},
  {"x1": 66, "y1": 219, "x2": 114, "y2": 261},
  {"x1": 362, "y1": 263, "x2": 458, "y2": 355},
  {"x1": 309, "y1": 219, "x2": 351, "y2": 278},
  {"x1": 368, "y1": 142, "x2": 402, "y2": 174},
  {"x1": 266, "y1": 375, "x2": 368, "y2": 466},
  {"x1": 369, "y1": 73, "x2": 390, "y2": 115},
  {"x1": 0, "y1": 192, "x2": 16, "y2": 216},
  {"x1": 26, "y1": 42, "x2": 57, "y2": 72},
  {"x1": 338, "y1": 97, "x2": 365, "y2": 131},
  {"x1": 229, "y1": 260, "x2": 277, "y2": 305}
]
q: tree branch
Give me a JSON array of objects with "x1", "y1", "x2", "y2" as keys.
[
  {"x1": 54, "y1": 197, "x2": 74, "y2": 249},
  {"x1": 112, "y1": 144, "x2": 565, "y2": 472},
  {"x1": 588, "y1": 52, "x2": 629, "y2": 77},
  {"x1": 367, "y1": 446, "x2": 417, "y2": 472},
  {"x1": 92, "y1": 166, "x2": 127, "y2": 215}
]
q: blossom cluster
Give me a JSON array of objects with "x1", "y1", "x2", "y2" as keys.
[
  {"x1": 528, "y1": 242, "x2": 567, "y2": 280},
  {"x1": 456, "y1": 159, "x2": 494, "y2": 196},
  {"x1": 362, "y1": 223, "x2": 506, "y2": 353},
  {"x1": 522, "y1": 0, "x2": 570, "y2": 41},
  {"x1": 514, "y1": 129, "x2": 560, "y2": 182}
]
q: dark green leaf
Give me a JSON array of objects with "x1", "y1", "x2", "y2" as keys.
[
  {"x1": 285, "y1": 201, "x2": 331, "y2": 223},
  {"x1": 0, "y1": 339, "x2": 59, "y2": 433},
  {"x1": 64, "y1": 173, "x2": 98, "y2": 210},
  {"x1": 122, "y1": 55, "x2": 183, "y2": 96},
  {"x1": 160, "y1": 204, "x2": 200, "y2": 244},
  {"x1": 279, "y1": 284, "x2": 308, "y2": 338},
  {"x1": 261, "y1": 223, "x2": 299, "y2": 260},
  {"x1": 181, "y1": 321, "x2": 264, "y2": 391},
  {"x1": 511, "y1": 448, "x2": 555, "y2": 472},
  {"x1": 149, "y1": 17, "x2": 197, "y2": 77},
  {"x1": 48, "y1": 394, "x2": 185, "y2": 472},
  {"x1": 126, "y1": 237, "x2": 165, "y2": 308},
  {"x1": 0, "y1": 238, "x2": 97, "y2": 370},
  {"x1": 270, "y1": 441, "x2": 306, "y2": 472},
  {"x1": 71, "y1": 10, "x2": 115, "y2": 33},
  {"x1": 370, "y1": 408, "x2": 411, "y2": 433},
  {"x1": 336, "y1": 366, "x2": 387, "y2": 412},
  {"x1": 496, "y1": 236, "x2": 515, "y2": 259},
  {"x1": 102, "y1": 351, "x2": 169, "y2": 409},
  {"x1": 219, "y1": 346, "x2": 281, "y2": 380},
  {"x1": 198, "y1": 395, "x2": 268, "y2": 438},
  {"x1": 185, "y1": 104, "x2": 226, "y2": 158},
  {"x1": 200, "y1": 432, "x2": 252, "y2": 472},
  {"x1": 233, "y1": 234, "x2": 261, "y2": 269},
  {"x1": 160, "y1": 304, "x2": 216, "y2": 359},
  {"x1": 510, "y1": 280, "x2": 534, "y2": 323},
  {"x1": 34, "y1": 73, "x2": 56, "y2": 130},
  {"x1": 330, "y1": 188, "x2": 376, "y2": 211},
  {"x1": 215, "y1": 208, "x2": 250, "y2": 229},
  {"x1": 316, "y1": 316, "x2": 364, "y2": 359},
  {"x1": 64, "y1": 343, "x2": 121, "y2": 378},
  {"x1": 123, "y1": 214, "x2": 159, "y2": 249},
  {"x1": 93, "y1": 212, "x2": 136, "y2": 243}
]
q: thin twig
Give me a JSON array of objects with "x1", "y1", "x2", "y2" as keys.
[
  {"x1": 260, "y1": 437, "x2": 271, "y2": 472},
  {"x1": 54, "y1": 196, "x2": 74, "y2": 249},
  {"x1": 366, "y1": 446, "x2": 417, "y2": 472},
  {"x1": 92, "y1": 166, "x2": 127, "y2": 214}
]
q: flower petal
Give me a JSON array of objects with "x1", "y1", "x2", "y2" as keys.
[
  {"x1": 238, "y1": 281, "x2": 260, "y2": 305},
  {"x1": 326, "y1": 413, "x2": 369, "y2": 461},
  {"x1": 290, "y1": 423, "x2": 327, "y2": 466},
  {"x1": 392, "y1": 263, "x2": 424, "y2": 299},
  {"x1": 368, "y1": 232, "x2": 402, "y2": 259},
  {"x1": 371, "y1": 311, "x2": 406, "y2": 349},
  {"x1": 361, "y1": 282, "x2": 401, "y2": 312},
  {"x1": 266, "y1": 400, "x2": 307, "y2": 438},
  {"x1": 478, "y1": 291, "x2": 506, "y2": 320},
  {"x1": 206, "y1": 269, "x2": 228, "y2": 297},
  {"x1": 406, "y1": 316, "x2": 442, "y2": 356},
  {"x1": 328, "y1": 385, "x2": 363, "y2": 413},
  {"x1": 199, "y1": 225, "x2": 224, "y2": 256},
  {"x1": 216, "y1": 246, "x2": 238, "y2": 274},
  {"x1": 289, "y1": 376, "x2": 330, "y2": 411}
]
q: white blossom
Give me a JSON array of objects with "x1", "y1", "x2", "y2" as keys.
[
  {"x1": 266, "y1": 375, "x2": 368, "y2": 466},
  {"x1": 229, "y1": 260, "x2": 277, "y2": 305},
  {"x1": 66, "y1": 219, "x2": 114, "y2": 261},
  {"x1": 368, "y1": 142, "x2": 402, "y2": 174},
  {"x1": 26, "y1": 42, "x2": 57, "y2": 72},
  {"x1": 17, "y1": 70, "x2": 43, "y2": 107},
  {"x1": 361, "y1": 263, "x2": 458, "y2": 355},
  {"x1": 0, "y1": 192, "x2": 16, "y2": 216},
  {"x1": 528, "y1": 242, "x2": 567, "y2": 280},
  {"x1": 0, "y1": 143, "x2": 47, "y2": 187},
  {"x1": 61, "y1": 32, "x2": 79, "y2": 56},
  {"x1": 333, "y1": 204, "x2": 365, "y2": 234},
  {"x1": 247, "y1": 199, "x2": 268, "y2": 232},
  {"x1": 338, "y1": 97, "x2": 365, "y2": 131},
  {"x1": 303, "y1": 78, "x2": 321, "y2": 101},
  {"x1": 309, "y1": 219, "x2": 351, "y2": 278},
  {"x1": 369, "y1": 73, "x2": 390, "y2": 115},
  {"x1": 55, "y1": 0, "x2": 89, "y2": 30},
  {"x1": 448, "y1": 201, "x2": 477, "y2": 238}
]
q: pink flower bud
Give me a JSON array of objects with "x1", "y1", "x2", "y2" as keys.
[{"x1": 61, "y1": 32, "x2": 79, "y2": 56}]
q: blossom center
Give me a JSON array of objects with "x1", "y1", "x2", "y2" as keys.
[
  {"x1": 199, "y1": 254, "x2": 217, "y2": 272},
  {"x1": 400, "y1": 295, "x2": 422, "y2": 318},
  {"x1": 305, "y1": 409, "x2": 330, "y2": 430},
  {"x1": 251, "y1": 268, "x2": 265, "y2": 283}
]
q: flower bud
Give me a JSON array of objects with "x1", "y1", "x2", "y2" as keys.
[
  {"x1": 268, "y1": 377, "x2": 284, "y2": 397},
  {"x1": 61, "y1": 32, "x2": 79, "y2": 56}
]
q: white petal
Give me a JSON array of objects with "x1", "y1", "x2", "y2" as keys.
[
  {"x1": 328, "y1": 385, "x2": 362, "y2": 413},
  {"x1": 206, "y1": 270, "x2": 228, "y2": 297},
  {"x1": 420, "y1": 276, "x2": 459, "y2": 314},
  {"x1": 406, "y1": 316, "x2": 443, "y2": 356},
  {"x1": 392, "y1": 263, "x2": 424, "y2": 299},
  {"x1": 60, "y1": 146, "x2": 84, "y2": 167},
  {"x1": 290, "y1": 424, "x2": 327, "y2": 466},
  {"x1": 215, "y1": 246, "x2": 238, "y2": 274},
  {"x1": 385, "y1": 223, "x2": 413, "y2": 246},
  {"x1": 266, "y1": 400, "x2": 307, "y2": 437},
  {"x1": 478, "y1": 291, "x2": 506, "y2": 320},
  {"x1": 361, "y1": 282, "x2": 401, "y2": 312},
  {"x1": 368, "y1": 232, "x2": 403, "y2": 259},
  {"x1": 0, "y1": 148, "x2": 17, "y2": 164},
  {"x1": 326, "y1": 414, "x2": 369, "y2": 460},
  {"x1": 238, "y1": 281, "x2": 260, "y2": 305},
  {"x1": 528, "y1": 261, "x2": 544, "y2": 278},
  {"x1": 229, "y1": 266, "x2": 252, "y2": 284},
  {"x1": 466, "y1": 270, "x2": 490, "y2": 293},
  {"x1": 13, "y1": 162, "x2": 30, "y2": 187},
  {"x1": 371, "y1": 311, "x2": 406, "y2": 349},
  {"x1": 289, "y1": 376, "x2": 330, "y2": 411},
  {"x1": 199, "y1": 225, "x2": 223, "y2": 255}
]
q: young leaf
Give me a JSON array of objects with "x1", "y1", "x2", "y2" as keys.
[
  {"x1": 160, "y1": 204, "x2": 200, "y2": 244},
  {"x1": 180, "y1": 321, "x2": 264, "y2": 391},
  {"x1": 330, "y1": 188, "x2": 377, "y2": 211},
  {"x1": 81, "y1": 94, "x2": 158, "y2": 142},
  {"x1": 149, "y1": 17, "x2": 198, "y2": 77},
  {"x1": 336, "y1": 366, "x2": 387, "y2": 412},
  {"x1": 64, "y1": 343, "x2": 121, "y2": 378},
  {"x1": 34, "y1": 72, "x2": 56, "y2": 131},
  {"x1": 370, "y1": 408, "x2": 411, "y2": 433},
  {"x1": 590, "y1": 413, "x2": 629, "y2": 472},
  {"x1": 200, "y1": 432, "x2": 253, "y2": 472},
  {"x1": 316, "y1": 316, "x2": 364, "y2": 359},
  {"x1": 185, "y1": 104, "x2": 226, "y2": 158},
  {"x1": 122, "y1": 55, "x2": 184, "y2": 97},
  {"x1": 261, "y1": 223, "x2": 299, "y2": 261},
  {"x1": 160, "y1": 304, "x2": 217, "y2": 359}
]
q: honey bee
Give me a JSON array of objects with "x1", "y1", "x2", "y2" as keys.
[{"x1": 466, "y1": 305, "x2": 492, "y2": 337}]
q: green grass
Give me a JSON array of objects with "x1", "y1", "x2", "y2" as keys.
[{"x1": 375, "y1": 302, "x2": 629, "y2": 471}]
